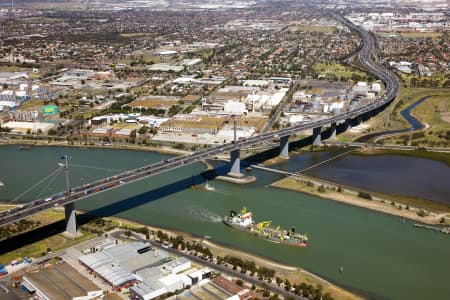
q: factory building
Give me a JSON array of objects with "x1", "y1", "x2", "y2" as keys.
[
  {"x1": 78, "y1": 242, "x2": 169, "y2": 290},
  {"x1": 21, "y1": 262, "x2": 102, "y2": 300}
]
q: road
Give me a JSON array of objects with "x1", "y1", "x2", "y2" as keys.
[{"x1": 0, "y1": 8, "x2": 399, "y2": 228}]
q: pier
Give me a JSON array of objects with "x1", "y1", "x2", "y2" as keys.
[{"x1": 414, "y1": 224, "x2": 449, "y2": 234}]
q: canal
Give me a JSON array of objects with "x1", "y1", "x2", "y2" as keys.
[{"x1": 0, "y1": 145, "x2": 449, "y2": 300}]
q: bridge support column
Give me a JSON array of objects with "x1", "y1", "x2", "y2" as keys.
[
  {"x1": 228, "y1": 149, "x2": 242, "y2": 177},
  {"x1": 312, "y1": 126, "x2": 322, "y2": 146},
  {"x1": 64, "y1": 202, "x2": 77, "y2": 236},
  {"x1": 344, "y1": 118, "x2": 352, "y2": 131},
  {"x1": 279, "y1": 135, "x2": 290, "y2": 159},
  {"x1": 329, "y1": 122, "x2": 337, "y2": 140}
]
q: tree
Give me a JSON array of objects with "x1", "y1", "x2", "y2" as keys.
[
  {"x1": 137, "y1": 125, "x2": 149, "y2": 135},
  {"x1": 284, "y1": 278, "x2": 291, "y2": 291},
  {"x1": 317, "y1": 185, "x2": 326, "y2": 193},
  {"x1": 276, "y1": 276, "x2": 283, "y2": 286}
]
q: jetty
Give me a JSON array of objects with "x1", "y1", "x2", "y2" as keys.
[{"x1": 414, "y1": 223, "x2": 449, "y2": 234}]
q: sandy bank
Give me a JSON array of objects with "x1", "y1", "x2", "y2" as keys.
[{"x1": 270, "y1": 176, "x2": 449, "y2": 225}]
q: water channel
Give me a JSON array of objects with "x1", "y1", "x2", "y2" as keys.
[
  {"x1": 356, "y1": 96, "x2": 429, "y2": 143},
  {"x1": 0, "y1": 145, "x2": 449, "y2": 300}
]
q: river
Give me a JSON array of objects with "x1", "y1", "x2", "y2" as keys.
[
  {"x1": 356, "y1": 96, "x2": 429, "y2": 143},
  {"x1": 0, "y1": 145, "x2": 449, "y2": 300}
]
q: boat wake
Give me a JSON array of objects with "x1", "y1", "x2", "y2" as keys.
[{"x1": 186, "y1": 207, "x2": 222, "y2": 223}]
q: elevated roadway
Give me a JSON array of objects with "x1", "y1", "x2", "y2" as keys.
[{"x1": 0, "y1": 11, "x2": 399, "y2": 233}]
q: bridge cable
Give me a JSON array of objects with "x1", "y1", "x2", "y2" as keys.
[
  {"x1": 69, "y1": 163, "x2": 123, "y2": 173},
  {"x1": 35, "y1": 168, "x2": 64, "y2": 200},
  {"x1": 8, "y1": 166, "x2": 64, "y2": 204}
]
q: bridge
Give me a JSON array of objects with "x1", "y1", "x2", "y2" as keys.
[{"x1": 0, "y1": 11, "x2": 400, "y2": 235}]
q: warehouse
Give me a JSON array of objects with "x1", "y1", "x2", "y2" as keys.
[
  {"x1": 78, "y1": 242, "x2": 169, "y2": 290},
  {"x1": 22, "y1": 262, "x2": 102, "y2": 300}
]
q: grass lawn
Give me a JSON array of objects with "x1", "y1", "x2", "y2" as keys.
[
  {"x1": 312, "y1": 62, "x2": 366, "y2": 80},
  {"x1": 0, "y1": 207, "x2": 98, "y2": 264},
  {"x1": 0, "y1": 231, "x2": 96, "y2": 265}
]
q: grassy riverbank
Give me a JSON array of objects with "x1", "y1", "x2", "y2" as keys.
[
  {"x1": 354, "y1": 148, "x2": 450, "y2": 167},
  {"x1": 270, "y1": 174, "x2": 450, "y2": 225},
  {"x1": 336, "y1": 87, "x2": 449, "y2": 143},
  {"x1": 110, "y1": 217, "x2": 362, "y2": 300},
  {"x1": 0, "y1": 138, "x2": 191, "y2": 156}
]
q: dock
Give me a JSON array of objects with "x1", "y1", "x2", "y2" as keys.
[{"x1": 414, "y1": 223, "x2": 449, "y2": 234}]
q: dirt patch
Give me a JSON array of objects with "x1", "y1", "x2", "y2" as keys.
[{"x1": 440, "y1": 112, "x2": 450, "y2": 123}]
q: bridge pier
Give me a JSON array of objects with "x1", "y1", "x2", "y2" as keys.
[
  {"x1": 329, "y1": 122, "x2": 337, "y2": 140},
  {"x1": 228, "y1": 149, "x2": 242, "y2": 177},
  {"x1": 344, "y1": 118, "x2": 352, "y2": 131},
  {"x1": 279, "y1": 135, "x2": 290, "y2": 159},
  {"x1": 64, "y1": 202, "x2": 77, "y2": 236},
  {"x1": 312, "y1": 126, "x2": 322, "y2": 146}
]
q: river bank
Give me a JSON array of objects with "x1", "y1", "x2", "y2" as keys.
[
  {"x1": 270, "y1": 174, "x2": 450, "y2": 225},
  {"x1": 353, "y1": 148, "x2": 450, "y2": 167},
  {"x1": 0, "y1": 138, "x2": 192, "y2": 156},
  {"x1": 108, "y1": 216, "x2": 362, "y2": 300}
]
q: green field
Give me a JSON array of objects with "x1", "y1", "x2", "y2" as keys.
[{"x1": 312, "y1": 62, "x2": 367, "y2": 81}]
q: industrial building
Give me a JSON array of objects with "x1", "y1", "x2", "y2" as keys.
[
  {"x1": 21, "y1": 262, "x2": 103, "y2": 300},
  {"x1": 130, "y1": 267, "x2": 212, "y2": 300},
  {"x1": 159, "y1": 114, "x2": 226, "y2": 134},
  {"x1": 78, "y1": 242, "x2": 170, "y2": 290}
]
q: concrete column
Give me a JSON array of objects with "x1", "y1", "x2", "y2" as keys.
[
  {"x1": 344, "y1": 118, "x2": 352, "y2": 131},
  {"x1": 329, "y1": 122, "x2": 337, "y2": 140},
  {"x1": 64, "y1": 202, "x2": 77, "y2": 236},
  {"x1": 312, "y1": 126, "x2": 322, "y2": 146},
  {"x1": 228, "y1": 149, "x2": 242, "y2": 177},
  {"x1": 279, "y1": 135, "x2": 290, "y2": 159}
]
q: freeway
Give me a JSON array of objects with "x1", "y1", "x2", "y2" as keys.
[{"x1": 0, "y1": 10, "x2": 399, "y2": 228}]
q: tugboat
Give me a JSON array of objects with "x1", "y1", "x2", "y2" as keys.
[{"x1": 223, "y1": 207, "x2": 308, "y2": 247}]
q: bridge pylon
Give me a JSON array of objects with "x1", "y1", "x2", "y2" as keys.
[
  {"x1": 330, "y1": 122, "x2": 337, "y2": 140},
  {"x1": 64, "y1": 202, "x2": 77, "y2": 236},
  {"x1": 228, "y1": 149, "x2": 242, "y2": 177},
  {"x1": 279, "y1": 135, "x2": 290, "y2": 159},
  {"x1": 312, "y1": 126, "x2": 322, "y2": 146},
  {"x1": 61, "y1": 154, "x2": 77, "y2": 236},
  {"x1": 344, "y1": 118, "x2": 352, "y2": 131}
]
